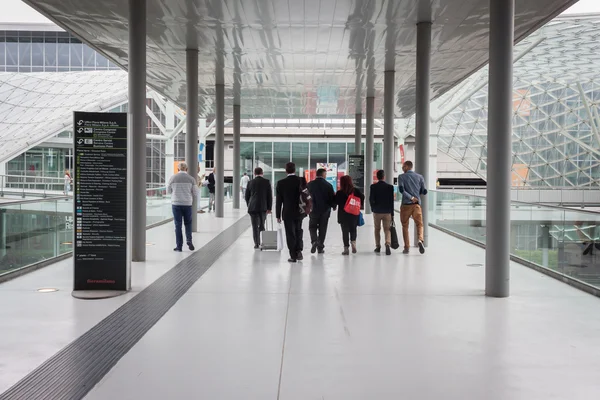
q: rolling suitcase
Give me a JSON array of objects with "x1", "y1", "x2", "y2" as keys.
[{"x1": 260, "y1": 215, "x2": 281, "y2": 251}]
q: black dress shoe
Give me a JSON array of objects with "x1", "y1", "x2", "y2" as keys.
[
  {"x1": 418, "y1": 241, "x2": 425, "y2": 254},
  {"x1": 311, "y1": 243, "x2": 317, "y2": 254},
  {"x1": 297, "y1": 252, "x2": 304, "y2": 261},
  {"x1": 318, "y1": 248, "x2": 325, "y2": 254},
  {"x1": 386, "y1": 245, "x2": 391, "y2": 256},
  {"x1": 254, "y1": 245, "x2": 259, "y2": 249},
  {"x1": 188, "y1": 242, "x2": 195, "y2": 251},
  {"x1": 288, "y1": 258, "x2": 297, "y2": 263},
  {"x1": 174, "y1": 247, "x2": 182, "y2": 252},
  {"x1": 374, "y1": 246, "x2": 381, "y2": 253}
]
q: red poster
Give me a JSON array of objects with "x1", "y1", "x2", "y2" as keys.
[{"x1": 399, "y1": 144, "x2": 405, "y2": 164}]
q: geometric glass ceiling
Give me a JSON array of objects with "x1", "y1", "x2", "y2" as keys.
[
  {"x1": 0, "y1": 71, "x2": 128, "y2": 163},
  {"x1": 434, "y1": 14, "x2": 600, "y2": 188}
]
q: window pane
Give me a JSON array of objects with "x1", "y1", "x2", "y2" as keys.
[
  {"x1": 254, "y1": 142, "x2": 273, "y2": 174},
  {"x1": 291, "y1": 142, "x2": 308, "y2": 171},
  {"x1": 96, "y1": 52, "x2": 108, "y2": 69},
  {"x1": 70, "y1": 42, "x2": 83, "y2": 68},
  {"x1": 31, "y1": 38, "x2": 43, "y2": 66},
  {"x1": 58, "y1": 38, "x2": 69, "y2": 67},
  {"x1": 19, "y1": 40, "x2": 31, "y2": 67},
  {"x1": 310, "y1": 142, "x2": 327, "y2": 167},
  {"x1": 6, "y1": 37, "x2": 18, "y2": 66},
  {"x1": 0, "y1": 43, "x2": 5, "y2": 69},
  {"x1": 328, "y1": 143, "x2": 346, "y2": 172},
  {"x1": 273, "y1": 142, "x2": 290, "y2": 170},
  {"x1": 44, "y1": 42, "x2": 57, "y2": 69},
  {"x1": 240, "y1": 142, "x2": 254, "y2": 176},
  {"x1": 83, "y1": 44, "x2": 95, "y2": 68}
]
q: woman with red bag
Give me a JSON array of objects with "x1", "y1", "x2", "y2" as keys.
[{"x1": 335, "y1": 175, "x2": 365, "y2": 255}]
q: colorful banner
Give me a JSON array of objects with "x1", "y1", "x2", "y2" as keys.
[{"x1": 316, "y1": 163, "x2": 338, "y2": 190}]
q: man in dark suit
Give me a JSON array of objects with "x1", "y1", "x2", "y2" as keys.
[
  {"x1": 206, "y1": 168, "x2": 216, "y2": 212},
  {"x1": 370, "y1": 169, "x2": 395, "y2": 255},
  {"x1": 276, "y1": 162, "x2": 303, "y2": 263},
  {"x1": 307, "y1": 168, "x2": 336, "y2": 254},
  {"x1": 245, "y1": 167, "x2": 273, "y2": 249}
]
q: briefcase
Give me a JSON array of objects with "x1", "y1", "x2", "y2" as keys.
[
  {"x1": 390, "y1": 220, "x2": 400, "y2": 250},
  {"x1": 260, "y1": 215, "x2": 280, "y2": 251}
]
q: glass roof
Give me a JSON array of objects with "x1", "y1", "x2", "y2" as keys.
[
  {"x1": 0, "y1": 71, "x2": 128, "y2": 163},
  {"x1": 433, "y1": 15, "x2": 600, "y2": 188}
]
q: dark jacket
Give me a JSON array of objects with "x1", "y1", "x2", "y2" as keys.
[
  {"x1": 245, "y1": 176, "x2": 272, "y2": 213},
  {"x1": 307, "y1": 177, "x2": 336, "y2": 216},
  {"x1": 369, "y1": 181, "x2": 395, "y2": 214},
  {"x1": 335, "y1": 188, "x2": 365, "y2": 225},
  {"x1": 276, "y1": 175, "x2": 302, "y2": 220},
  {"x1": 206, "y1": 173, "x2": 215, "y2": 194}
]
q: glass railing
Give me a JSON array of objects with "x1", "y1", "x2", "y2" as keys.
[
  {"x1": 429, "y1": 190, "x2": 600, "y2": 290},
  {"x1": 0, "y1": 184, "x2": 236, "y2": 279}
]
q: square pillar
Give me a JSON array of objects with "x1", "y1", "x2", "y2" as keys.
[
  {"x1": 365, "y1": 97, "x2": 375, "y2": 214},
  {"x1": 215, "y1": 84, "x2": 225, "y2": 218},
  {"x1": 383, "y1": 71, "x2": 395, "y2": 180},
  {"x1": 233, "y1": 104, "x2": 241, "y2": 209}
]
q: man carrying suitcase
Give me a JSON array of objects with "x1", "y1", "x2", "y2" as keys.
[{"x1": 245, "y1": 167, "x2": 272, "y2": 249}]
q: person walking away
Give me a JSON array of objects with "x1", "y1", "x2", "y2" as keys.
[
  {"x1": 64, "y1": 170, "x2": 72, "y2": 195},
  {"x1": 398, "y1": 161, "x2": 427, "y2": 254},
  {"x1": 241, "y1": 172, "x2": 250, "y2": 200},
  {"x1": 307, "y1": 168, "x2": 336, "y2": 254},
  {"x1": 335, "y1": 175, "x2": 365, "y2": 255},
  {"x1": 206, "y1": 168, "x2": 216, "y2": 212},
  {"x1": 168, "y1": 162, "x2": 197, "y2": 252},
  {"x1": 370, "y1": 169, "x2": 395, "y2": 255},
  {"x1": 276, "y1": 162, "x2": 304, "y2": 263},
  {"x1": 245, "y1": 167, "x2": 272, "y2": 249}
]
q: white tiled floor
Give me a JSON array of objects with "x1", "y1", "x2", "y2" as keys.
[
  {"x1": 84, "y1": 216, "x2": 600, "y2": 400},
  {"x1": 0, "y1": 205, "x2": 243, "y2": 393}
]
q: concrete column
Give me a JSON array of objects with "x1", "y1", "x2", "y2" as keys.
[
  {"x1": 365, "y1": 97, "x2": 375, "y2": 214},
  {"x1": 541, "y1": 225, "x2": 550, "y2": 268},
  {"x1": 129, "y1": 0, "x2": 146, "y2": 262},
  {"x1": 233, "y1": 104, "x2": 241, "y2": 209},
  {"x1": 185, "y1": 49, "x2": 199, "y2": 231},
  {"x1": 485, "y1": 0, "x2": 514, "y2": 298},
  {"x1": 355, "y1": 113, "x2": 362, "y2": 155},
  {"x1": 416, "y1": 21, "x2": 432, "y2": 247},
  {"x1": 215, "y1": 84, "x2": 225, "y2": 218},
  {"x1": 383, "y1": 71, "x2": 395, "y2": 182}
]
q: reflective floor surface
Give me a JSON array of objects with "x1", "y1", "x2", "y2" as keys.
[{"x1": 2, "y1": 209, "x2": 600, "y2": 399}]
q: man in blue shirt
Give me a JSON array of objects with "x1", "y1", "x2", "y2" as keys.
[{"x1": 397, "y1": 161, "x2": 427, "y2": 255}]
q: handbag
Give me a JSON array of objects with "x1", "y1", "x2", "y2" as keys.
[
  {"x1": 390, "y1": 220, "x2": 400, "y2": 250},
  {"x1": 343, "y1": 192, "x2": 361, "y2": 216},
  {"x1": 358, "y1": 212, "x2": 365, "y2": 227}
]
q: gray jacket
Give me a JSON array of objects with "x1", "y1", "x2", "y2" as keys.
[{"x1": 168, "y1": 172, "x2": 197, "y2": 206}]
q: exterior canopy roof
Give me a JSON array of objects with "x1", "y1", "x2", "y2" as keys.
[
  {"x1": 434, "y1": 14, "x2": 600, "y2": 187},
  {"x1": 24, "y1": 0, "x2": 575, "y2": 119},
  {"x1": 0, "y1": 71, "x2": 128, "y2": 162}
]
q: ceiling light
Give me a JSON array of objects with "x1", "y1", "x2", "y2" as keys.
[{"x1": 37, "y1": 288, "x2": 58, "y2": 293}]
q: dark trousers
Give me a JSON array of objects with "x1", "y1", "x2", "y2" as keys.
[
  {"x1": 340, "y1": 221, "x2": 357, "y2": 248},
  {"x1": 283, "y1": 218, "x2": 304, "y2": 259},
  {"x1": 249, "y1": 212, "x2": 266, "y2": 246},
  {"x1": 172, "y1": 205, "x2": 193, "y2": 249},
  {"x1": 309, "y1": 211, "x2": 330, "y2": 249}
]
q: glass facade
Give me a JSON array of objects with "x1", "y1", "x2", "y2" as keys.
[
  {"x1": 0, "y1": 30, "x2": 120, "y2": 72},
  {"x1": 240, "y1": 140, "x2": 382, "y2": 183},
  {"x1": 433, "y1": 16, "x2": 600, "y2": 187}
]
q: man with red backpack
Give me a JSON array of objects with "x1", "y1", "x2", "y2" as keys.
[{"x1": 276, "y1": 162, "x2": 305, "y2": 263}]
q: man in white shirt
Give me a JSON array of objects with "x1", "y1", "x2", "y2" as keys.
[
  {"x1": 167, "y1": 162, "x2": 197, "y2": 252},
  {"x1": 241, "y1": 172, "x2": 250, "y2": 200}
]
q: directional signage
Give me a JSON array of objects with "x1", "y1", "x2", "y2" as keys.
[
  {"x1": 73, "y1": 112, "x2": 129, "y2": 292},
  {"x1": 348, "y1": 155, "x2": 365, "y2": 193}
]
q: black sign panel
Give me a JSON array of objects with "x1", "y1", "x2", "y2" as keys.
[
  {"x1": 348, "y1": 155, "x2": 365, "y2": 192},
  {"x1": 73, "y1": 112, "x2": 128, "y2": 291}
]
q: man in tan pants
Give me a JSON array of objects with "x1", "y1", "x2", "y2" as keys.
[
  {"x1": 398, "y1": 161, "x2": 427, "y2": 255},
  {"x1": 369, "y1": 170, "x2": 395, "y2": 255}
]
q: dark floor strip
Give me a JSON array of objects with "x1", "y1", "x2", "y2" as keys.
[{"x1": 0, "y1": 215, "x2": 251, "y2": 400}]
